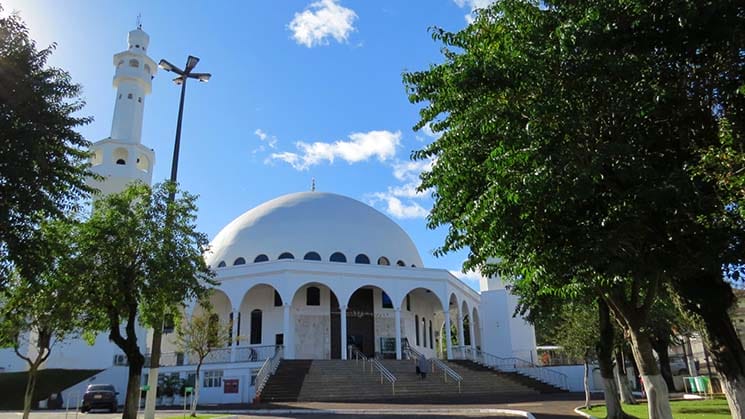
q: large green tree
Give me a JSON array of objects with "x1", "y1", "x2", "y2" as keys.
[
  {"x1": 404, "y1": 1, "x2": 744, "y2": 417},
  {"x1": 73, "y1": 182, "x2": 214, "y2": 419},
  {"x1": 0, "y1": 8, "x2": 93, "y2": 284}
]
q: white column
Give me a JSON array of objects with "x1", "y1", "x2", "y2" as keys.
[
  {"x1": 457, "y1": 312, "x2": 465, "y2": 348},
  {"x1": 394, "y1": 308, "x2": 402, "y2": 360},
  {"x1": 230, "y1": 308, "x2": 239, "y2": 362},
  {"x1": 469, "y1": 315, "x2": 477, "y2": 351},
  {"x1": 340, "y1": 305, "x2": 348, "y2": 360},
  {"x1": 445, "y1": 313, "x2": 453, "y2": 359},
  {"x1": 283, "y1": 304, "x2": 294, "y2": 359}
]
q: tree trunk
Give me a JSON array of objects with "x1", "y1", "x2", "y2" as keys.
[
  {"x1": 191, "y1": 361, "x2": 202, "y2": 416},
  {"x1": 596, "y1": 301, "x2": 629, "y2": 419},
  {"x1": 615, "y1": 348, "x2": 636, "y2": 404},
  {"x1": 123, "y1": 352, "x2": 144, "y2": 419},
  {"x1": 143, "y1": 319, "x2": 163, "y2": 419},
  {"x1": 583, "y1": 358, "x2": 591, "y2": 409},
  {"x1": 628, "y1": 329, "x2": 673, "y2": 419},
  {"x1": 22, "y1": 363, "x2": 39, "y2": 419},
  {"x1": 651, "y1": 337, "x2": 675, "y2": 391}
]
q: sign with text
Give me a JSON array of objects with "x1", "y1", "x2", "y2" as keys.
[{"x1": 223, "y1": 378, "x2": 239, "y2": 394}]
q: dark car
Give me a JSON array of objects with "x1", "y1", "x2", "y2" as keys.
[{"x1": 80, "y1": 384, "x2": 118, "y2": 413}]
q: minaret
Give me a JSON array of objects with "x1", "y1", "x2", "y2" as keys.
[{"x1": 88, "y1": 25, "x2": 157, "y2": 196}]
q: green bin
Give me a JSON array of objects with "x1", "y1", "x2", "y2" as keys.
[
  {"x1": 686, "y1": 377, "x2": 698, "y2": 392},
  {"x1": 695, "y1": 376, "x2": 709, "y2": 393}
]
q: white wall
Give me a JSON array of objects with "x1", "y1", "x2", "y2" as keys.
[
  {"x1": 292, "y1": 285, "x2": 332, "y2": 359},
  {"x1": 479, "y1": 289, "x2": 514, "y2": 358}
]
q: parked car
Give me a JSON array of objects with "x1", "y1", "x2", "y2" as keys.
[
  {"x1": 669, "y1": 355, "x2": 699, "y2": 376},
  {"x1": 80, "y1": 384, "x2": 118, "y2": 413}
]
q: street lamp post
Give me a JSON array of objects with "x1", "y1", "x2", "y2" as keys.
[{"x1": 143, "y1": 55, "x2": 211, "y2": 419}]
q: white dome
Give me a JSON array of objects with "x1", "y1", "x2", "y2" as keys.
[{"x1": 207, "y1": 192, "x2": 424, "y2": 269}]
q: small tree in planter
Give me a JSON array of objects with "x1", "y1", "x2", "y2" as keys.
[{"x1": 175, "y1": 304, "x2": 231, "y2": 416}]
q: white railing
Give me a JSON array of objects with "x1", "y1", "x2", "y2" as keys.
[
  {"x1": 431, "y1": 357, "x2": 462, "y2": 392},
  {"x1": 369, "y1": 358, "x2": 396, "y2": 395},
  {"x1": 203, "y1": 347, "x2": 232, "y2": 364},
  {"x1": 253, "y1": 345, "x2": 284, "y2": 401},
  {"x1": 453, "y1": 346, "x2": 568, "y2": 390},
  {"x1": 234, "y1": 345, "x2": 281, "y2": 363}
]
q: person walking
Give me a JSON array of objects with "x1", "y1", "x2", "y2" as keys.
[{"x1": 417, "y1": 354, "x2": 428, "y2": 380}]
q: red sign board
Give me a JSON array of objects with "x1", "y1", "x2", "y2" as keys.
[{"x1": 223, "y1": 378, "x2": 239, "y2": 394}]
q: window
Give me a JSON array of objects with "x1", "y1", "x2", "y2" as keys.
[
  {"x1": 415, "y1": 315, "x2": 420, "y2": 346},
  {"x1": 274, "y1": 290, "x2": 282, "y2": 307},
  {"x1": 429, "y1": 320, "x2": 433, "y2": 349},
  {"x1": 116, "y1": 159, "x2": 126, "y2": 165},
  {"x1": 397, "y1": 260, "x2": 406, "y2": 267},
  {"x1": 329, "y1": 252, "x2": 347, "y2": 263},
  {"x1": 275, "y1": 334, "x2": 284, "y2": 345},
  {"x1": 422, "y1": 317, "x2": 427, "y2": 347},
  {"x1": 138, "y1": 97, "x2": 142, "y2": 103},
  {"x1": 464, "y1": 317, "x2": 471, "y2": 346},
  {"x1": 144, "y1": 64, "x2": 151, "y2": 73},
  {"x1": 236, "y1": 312, "x2": 241, "y2": 346},
  {"x1": 233, "y1": 257, "x2": 246, "y2": 266},
  {"x1": 129, "y1": 59, "x2": 139, "y2": 68},
  {"x1": 377, "y1": 257, "x2": 390, "y2": 266},
  {"x1": 228, "y1": 312, "x2": 234, "y2": 343},
  {"x1": 250, "y1": 309, "x2": 262, "y2": 344},
  {"x1": 217, "y1": 261, "x2": 226, "y2": 268},
  {"x1": 203, "y1": 370, "x2": 223, "y2": 388},
  {"x1": 355, "y1": 254, "x2": 370, "y2": 264},
  {"x1": 254, "y1": 254, "x2": 269, "y2": 263},
  {"x1": 278, "y1": 252, "x2": 294, "y2": 260},
  {"x1": 127, "y1": 93, "x2": 133, "y2": 99},
  {"x1": 306, "y1": 286, "x2": 320, "y2": 306},
  {"x1": 304, "y1": 251, "x2": 321, "y2": 261},
  {"x1": 411, "y1": 264, "x2": 417, "y2": 268},
  {"x1": 382, "y1": 292, "x2": 393, "y2": 309},
  {"x1": 406, "y1": 295, "x2": 411, "y2": 311},
  {"x1": 117, "y1": 60, "x2": 124, "y2": 67}
]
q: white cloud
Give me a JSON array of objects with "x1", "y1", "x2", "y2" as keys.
[
  {"x1": 453, "y1": 0, "x2": 496, "y2": 23},
  {"x1": 254, "y1": 128, "x2": 278, "y2": 149},
  {"x1": 392, "y1": 159, "x2": 434, "y2": 182},
  {"x1": 289, "y1": 0, "x2": 358, "y2": 48},
  {"x1": 369, "y1": 194, "x2": 429, "y2": 219},
  {"x1": 271, "y1": 130, "x2": 401, "y2": 170}
]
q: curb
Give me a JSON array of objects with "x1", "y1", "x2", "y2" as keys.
[
  {"x1": 208, "y1": 408, "x2": 536, "y2": 418},
  {"x1": 573, "y1": 406, "x2": 598, "y2": 419}
]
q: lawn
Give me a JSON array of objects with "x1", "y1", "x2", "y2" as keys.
[
  {"x1": 0, "y1": 369, "x2": 101, "y2": 410},
  {"x1": 584, "y1": 399, "x2": 731, "y2": 419}
]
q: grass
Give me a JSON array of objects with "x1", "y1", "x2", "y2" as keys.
[
  {"x1": 584, "y1": 399, "x2": 731, "y2": 419},
  {"x1": 0, "y1": 368, "x2": 101, "y2": 410}
]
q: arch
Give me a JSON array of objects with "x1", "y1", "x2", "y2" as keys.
[
  {"x1": 144, "y1": 63, "x2": 151, "y2": 73},
  {"x1": 303, "y1": 251, "x2": 321, "y2": 261},
  {"x1": 329, "y1": 252, "x2": 347, "y2": 263},
  {"x1": 238, "y1": 283, "x2": 285, "y2": 348},
  {"x1": 233, "y1": 257, "x2": 246, "y2": 266},
  {"x1": 253, "y1": 254, "x2": 269, "y2": 263},
  {"x1": 113, "y1": 147, "x2": 128, "y2": 166},
  {"x1": 192, "y1": 289, "x2": 232, "y2": 328},
  {"x1": 217, "y1": 261, "x2": 226, "y2": 268},
  {"x1": 396, "y1": 260, "x2": 406, "y2": 267},
  {"x1": 136, "y1": 154, "x2": 150, "y2": 172},
  {"x1": 461, "y1": 300, "x2": 470, "y2": 320},
  {"x1": 278, "y1": 252, "x2": 294, "y2": 260},
  {"x1": 400, "y1": 287, "x2": 443, "y2": 354},
  {"x1": 472, "y1": 307, "x2": 482, "y2": 349},
  {"x1": 377, "y1": 256, "x2": 390, "y2": 266},
  {"x1": 354, "y1": 254, "x2": 370, "y2": 264},
  {"x1": 290, "y1": 281, "x2": 341, "y2": 359},
  {"x1": 449, "y1": 293, "x2": 460, "y2": 313},
  {"x1": 129, "y1": 58, "x2": 139, "y2": 68}
]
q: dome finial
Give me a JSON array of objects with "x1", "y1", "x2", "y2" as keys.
[
  {"x1": 311, "y1": 177, "x2": 316, "y2": 192},
  {"x1": 136, "y1": 13, "x2": 142, "y2": 30}
]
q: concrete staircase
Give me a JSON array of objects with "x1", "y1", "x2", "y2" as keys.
[
  {"x1": 259, "y1": 358, "x2": 541, "y2": 402},
  {"x1": 449, "y1": 359, "x2": 568, "y2": 394}
]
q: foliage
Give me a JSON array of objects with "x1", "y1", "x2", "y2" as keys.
[
  {"x1": 72, "y1": 182, "x2": 214, "y2": 419},
  {"x1": 174, "y1": 305, "x2": 231, "y2": 364},
  {"x1": 0, "y1": 7, "x2": 94, "y2": 285}
]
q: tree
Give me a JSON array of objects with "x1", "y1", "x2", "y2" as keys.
[
  {"x1": 403, "y1": 1, "x2": 744, "y2": 417},
  {"x1": 0, "y1": 8, "x2": 93, "y2": 285},
  {"x1": 74, "y1": 182, "x2": 214, "y2": 419},
  {"x1": 174, "y1": 305, "x2": 231, "y2": 416},
  {"x1": 0, "y1": 220, "x2": 87, "y2": 419}
]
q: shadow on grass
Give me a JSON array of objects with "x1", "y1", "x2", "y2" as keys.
[{"x1": 678, "y1": 407, "x2": 731, "y2": 415}]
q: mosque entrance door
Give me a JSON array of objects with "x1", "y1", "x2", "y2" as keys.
[{"x1": 330, "y1": 288, "x2": 375, "y2": 359}]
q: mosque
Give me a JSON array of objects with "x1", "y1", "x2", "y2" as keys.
[{"x1": 0, "y1": 26, "x2": 537, "y2": 405}]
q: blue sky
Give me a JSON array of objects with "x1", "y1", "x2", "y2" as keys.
[{"x1": 4, "y1": 0, "x2": 495, "y2": 288}]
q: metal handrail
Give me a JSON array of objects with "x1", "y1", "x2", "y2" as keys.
[
  {"x1": 351, "y1": 346, "x2": 368, "y2": 372},
  {"x1": 453, "y1": 346, "x2": 568, "y2": 390},
  {"x1": 368, "y1": 358, "x2": 396, "y2": 395},
  {"x1": 253, "y1": 345, "x2": 284, "y2": 401},
  {"x1": 431, "y1": 357, "x2": 462, "y2": 393}
]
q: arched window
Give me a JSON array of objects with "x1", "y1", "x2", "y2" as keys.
[
  {"x1": 217, "y1": 261, "x2": 226, "y2": 268},
  {"x1": 429, "y1": 320, "x2": 433, "y2": 349},
  {"x1": 422, "y1": 317, "x2": 427, "y2": 347},
  {"x1": 377, "y1": 257, "x2": 390, "y2": 266},
  {"x1": 278, "y1": 252, "x2": 294, "y2": 260},
  {"x1": 144, "y1": 64, "x2": 151, "y2": 73},
  {"x1": 464, "y1": 316, "x2": 471, "y2": 346},
  {"x1": 329, "y1": 252, "x2": 347, "y2": 263},
  {"x1": 233, "y1": 257, "x2": 246, "y2": 266},
  {"x1": 303, "y1": 251, "x2": 321, "y2": 261},
  {"x1": 129, "y1": 59, "x2": 139, "y2": 68},
  {"x1": 354, "y1": 254, "x2": 370, "y2": 264},
  {"x1": 116, "y1": 159, "x2": 126, "y2": 165},
  {"x1": 306, "y1": 286, "x2": 320, "y2": 306},
  {"x1": 396, "y1": 260, "x2": 406, "y2": 267},
  {"x1": 415, "y1": 315, "x2": 420, "y2": 346},
  {"x1": 250, "y1": 309, "x2": 262, "y2": 344},
  {"x1": 117, "y1": 60, "x2": 124, "y2": 67},
  {"x1": 382, "y1": 292, "x2": 393, "y2": 309},
  {"x1": 411, "y1": 264, "x2": 417, "y2": 268},
  {"x1": 274, "y1": 290, "x2": 282, "y2": 307},
  {"x1": 253, "y1": 254, "x2": 269, "y2": 263},
  {"x1": 406, "y1": 295, "x2": 411, "y2": 311}
]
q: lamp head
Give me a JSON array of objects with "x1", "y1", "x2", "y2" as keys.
[
  {"x1": 158, "y1": 59, "x2": 175, "y2": 72},
  {"x1": 173, "y1": 76, "x2": 185, "y2": 85},
  {"x1": 195, "y1": 73, "x2": 212, "y2": 83},
  {"x1": 185, "y1": 55, "x2": 200, "y2": 72}
]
